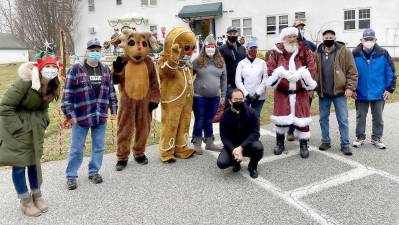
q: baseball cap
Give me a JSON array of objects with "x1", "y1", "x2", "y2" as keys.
[
  {"x1": 294, "y1": 20, "x2": 306, "y2": 27},
  {"x1": 227, "y1": 26, "x2": 238, "y2": 33},
  {"x1": 246, "y1": 41, "x2": 258, "y2": 49},
  {"x1": 87, "y1": 39, "x2": 101, "y2": 49},
  {"x1": 363, "y1": 29, "x2": 376, "y2": 39}
]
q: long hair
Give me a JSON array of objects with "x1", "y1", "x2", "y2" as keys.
[
  {"x1": 40, "y1": 76, "x2": 60, "y2": 103},
  {"x1": 198, "y1": 46, "x2": 225, "y2": 69}
]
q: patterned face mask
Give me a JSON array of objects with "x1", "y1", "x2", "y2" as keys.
[{"x1": 41, "y1": 67, "x2": 59, "y2": 80}]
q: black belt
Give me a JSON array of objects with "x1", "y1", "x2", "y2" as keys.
[{"x1": 277, "y1": 86, "x2": 300, "y2": 95}]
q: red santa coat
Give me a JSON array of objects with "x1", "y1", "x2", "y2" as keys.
[{"x1": 266, "y1": 42, "x2": 317, "y2": 129}]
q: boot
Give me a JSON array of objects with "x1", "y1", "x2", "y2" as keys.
[
  {"x1": 192, "y1": 137, "x2": 203, "y2": 155},
  {"x1": 32, "y1": 191, "x2": 48, "y2": 213},
  {"x1": 299, "y1": 139, "x2": 310, "y2": 159},
  {"x1": 20, "y1": 196, "x2": 42, "y2": 217},
  {"x1": 204, "y1": 137, "x2": 222, "y2": 152},
  {"x1": 274, "y1": 134, "x2": 285, "y2": 155}
]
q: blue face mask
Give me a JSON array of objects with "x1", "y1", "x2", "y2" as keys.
[
  {"x1": 88, "y1": 51, "x2": 101, "y2": 62},
  {"x1": 180, "y1": 54, "x2": 191, "y2": 64}
]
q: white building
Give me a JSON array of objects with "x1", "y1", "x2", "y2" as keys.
[
  {"x1": 0, "y1": 33, "x2": 29, "y2": 64},
  {"x1": 74, "y1": 0, "x2": 399, "y2": 57}
]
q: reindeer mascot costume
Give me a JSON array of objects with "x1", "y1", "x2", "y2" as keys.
[
  {"x1": 110, "y1": 29, "x2": 160, "y2": 171},
  {"x1": 158, "y1": 27, "x2": 197, "y2": 163}
]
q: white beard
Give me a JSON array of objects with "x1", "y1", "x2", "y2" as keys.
[{"x1": 283, "y1": 42, "x2": 298, "y2": 53}]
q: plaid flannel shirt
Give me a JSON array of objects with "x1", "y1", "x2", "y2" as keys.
[{"x1": 61, "y1": 62, "x2": 118, "y2": 127}]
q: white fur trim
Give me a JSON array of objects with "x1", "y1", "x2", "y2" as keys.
[
  {"x1": 17, "y1": 62, "x2": 34, "y2": 81},
  {"x1": 288, "y1": 48, "x2": 299, "y2": 71},
  {"x1": 280, "y1": 27, "x2": 299, "y2": 41},
  {"x1": 293, "y1": 116, "x2": 312, "y2": 127},
  {"x1": 275, "y1": 126, "x2": 289, "y2": 134},
  {"x1": 31, "y1": 66, "x2": 41, "y2": 91},
  {"x1": 298, "y1": 67, "x2": 317, "y2": 90},
  {"x1": 271, "y1": 114, "x2": 294, "y2": 126},
  {"x1": 298, "y1": 131, "x2": 311, "y2": 140},
  {"x1": 266, "y1": 66, "x2": 285, "y2": 87}
]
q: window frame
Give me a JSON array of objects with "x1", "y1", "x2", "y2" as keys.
[{"x1": 266, "y1": 14, "x2": 289, "y2": 35}]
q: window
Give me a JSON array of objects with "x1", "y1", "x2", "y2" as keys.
[
  {"x1": 344, "y1": 8, "x2": 370, "y2": 30},
  {"x1": 266, "y1": 15, "x2": 288, "y2": 35},
  {"x1": 116, "y1": 0, "x2": 122, "y2": 5},
  {"x1": 232, "y1": 19, "x2": 241, "y2": 36},
  {"x1": 231, "y1": 18, "x2": 252, "y2": 36},
  {"x1": 266, "y1": 16, "x2": 276, "y2": 35},
  {"x1": 344, "y1": 10, "x2": 355, "y2": 30},
  {"x1": 150, "y1": 25, "x2": 157, "y2": 33},
  {"x1": 359, "y1": 8, "x2": 370, "y2": 29},
  {"x1": 141, "y1": 0, "x2": 157, "y2": 6},
  {"x1": 88, "y1": 0, "x2": 95, "y2": 12},
  {"x1": 279, "y1": 15, "x2": 288, "y2": 33},
  {"x1": 242, "y1": 18, "x2": 252, "y2": 36},
  {"x1": 295, "y1": 12, "x2": 306, "y2": 21}
]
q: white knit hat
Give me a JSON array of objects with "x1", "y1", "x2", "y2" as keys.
[{"x1": 280, "y1": 27, "x2": 299, "y2": 41}]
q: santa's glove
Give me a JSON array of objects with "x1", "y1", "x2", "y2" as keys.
[
  {"x1": 287, "y1": 70, "x2": 302, "y2": 82},
  {"x1": 112, "y1": 56, "x2": 126, "y2": 73},
  {"x1": 299, "y1": 67, "x2": 317, "y2": 90},
  {"x1": 148, "y1": 102, "x2": 159, "y2": 113},
  {"x1": 280, "y1": 69, "x2": 291, "y2": 79}
]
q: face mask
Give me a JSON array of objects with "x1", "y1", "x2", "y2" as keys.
[
  {"x1": 180, "y1": 54, "x2": 191, "y2": 64},
  {"x1": 205, "y1": 47, "x2": 216, "y2": 57},
  {"x1": 227, "y1": 36, "x2": 238, "y2": 43},
  {"x1": 41, "y1": 67, "x2": 59, "y2": 80},
  {"x1": 323, "y1": 40, "x2": 335, "y2": 48},
  {"x1": 363, "y1": 41, "x2": 375, "y2": 50},
  {"x1": 88, "y1": 51, "x2": 101, "y2": 62},
  {"x1": 300, "y1": 30, "x2": 305, "y2": 37},
  {"x1": 232, "y1": 101, "x2": 245, "y2": 111}
]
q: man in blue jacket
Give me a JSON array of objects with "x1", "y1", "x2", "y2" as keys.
[{"x1": 352, "y1": 29, "x2": 397, "y2": 149}]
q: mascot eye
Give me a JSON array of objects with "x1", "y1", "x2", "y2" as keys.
[
  {"x1": 185, "y1": 46, "x2": 190, "y2": 51},
  {"x1": 128, "y1": 40, "x2": 135, "y2": 46},
  {"x1": 142, "y1": 41, "x2": 148, "y2": 47}
]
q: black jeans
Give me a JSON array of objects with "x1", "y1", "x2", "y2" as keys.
[{"x1": 217, "y1": 141, "x2": 264, "y2": 170}]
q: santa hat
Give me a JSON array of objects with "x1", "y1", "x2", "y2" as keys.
[
  {"x1": 280, "y1": 27, "x2": 299, "y2": 41},
  {"x1": 204, "y1": 34, "x2": 216, "y2": 47},
  {"x1": 31, "y1": 53, "x2": 63, "y2": 91}
]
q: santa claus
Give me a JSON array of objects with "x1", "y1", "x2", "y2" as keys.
[{"x1": 266, "y1": 26, "x2": 317, "y2": 158}]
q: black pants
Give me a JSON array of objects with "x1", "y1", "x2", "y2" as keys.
[{"x1": 217, "y1": 141, "x2": 264, "y2": 170}]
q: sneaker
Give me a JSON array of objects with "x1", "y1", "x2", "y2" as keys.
[
  {"x1": 88, "y1": 173, "x2": 103, "y2": 184},
  {"x1": 318, "y1": 143, "x2": 331, "y2": 151},
  {"x1": 371, "y1": 139, "x2": 386, "y2": 149},
  {"x1": 115, "y1": 160, "x2": 128, "y2": 171},
  {"x1": 353, "y1": 139, "x2": 365, "y2": 148},
  {"x1": 232, "y1": 163, "x2": 241, "y2": 172},
  {"x1": 67, "y1": 179, "x2": 77, "y2": 190},
  {"x1": 341, "y1": 146, "x2": 352, "y2": 156},
  {"x1": 134, "y1": 155, "x2": 149, "y2": 165}
]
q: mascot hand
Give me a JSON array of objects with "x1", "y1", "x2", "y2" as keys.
[
  {"x1": 148, "y1": 102, "x2": 159, "y2": 112},
  {"x1": 113, "y1": 56, "x2": 126, "y2": 73}
]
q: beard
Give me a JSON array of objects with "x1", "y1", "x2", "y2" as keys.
[{"x1": 283, "y1": 42, "x2": 298, "y2": 53}]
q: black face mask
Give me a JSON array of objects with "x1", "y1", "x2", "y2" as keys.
[
  {"x1": 228, "y1": 36, "x2": 238, "y2": 43},
  {"x1": 323, "y1": 40, "x2": 335, "y2": 48},
  {"x1": 232, "y1": 101, "x2": 245, "y2": 112}
]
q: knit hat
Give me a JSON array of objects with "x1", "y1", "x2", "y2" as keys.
[
  {"x1": 204, "y1": 34, "x2": 216, "y2": 47},
  {"x1": 31, "y1": 53, "x2": 63, "y2": 91},
  {"x1": 280, "y1": 27, "x2": 299, "y2": 41}
]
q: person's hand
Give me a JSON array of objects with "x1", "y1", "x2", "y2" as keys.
[
  {"x1": 345, "y1": 89, "x2": 353, "y2": 98},
  {"x1": 148, "y1": 102, "x2": 159, "y2": 112},
  {"x1": 220, "y1": 97, "x2": 225, "y2": 104},
  {"x1": 110, "y1": 114, "x2": 117, "y2": 120},
  {"x1": 254, "y1": 93, "x2": 260, "y2": 100},
  {"x1": 232, "y1": 146, "x2": 243, "y2": 162},
  {"x1": 70, "y1": 118, "x2": 77, "y2": 125},
  {"x1": 246, "y1": 95, "x2": 255, "y2": 103},
  {"x1": 384, "y1": 91, "x2": 391, "y2": 101},
  {"x1": 112, "y1": 56, "x2": 126, "y2": 73}
]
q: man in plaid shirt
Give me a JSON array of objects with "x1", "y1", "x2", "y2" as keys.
[{"x1": 61, "y1": 39, "x2": 118, "y2": 190}]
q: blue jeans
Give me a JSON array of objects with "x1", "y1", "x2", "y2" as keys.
[
  {"x1": 245, "y1": 99, "x2": 265, "y2": 116},
  {"x1": 65, "y1": 123, "x2": 106, "y2": 179},
  {"x1": 12, "y1": 166, "x2": 39, "y2": 199},
  {"x1": 192, "y1": 96, "x2": 220, "y2": 138},
  {"x1": 319, "y1": 96, "x2": 349, "y2": 146}
]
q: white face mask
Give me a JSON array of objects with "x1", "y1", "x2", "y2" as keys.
[
  {"x1": 363, "y1": 41, "x2": 375, "y2": 50},
  {"x1": 205, "y1": 47, "x2": 216, "y2": 57},
  {"x1": 41, "y1": 67, "x2": 59, "y2": 80}
]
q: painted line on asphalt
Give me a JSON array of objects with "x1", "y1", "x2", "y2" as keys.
[
  {"x1": 206, "y1": 150, "x2": 342, "y2": 225},
  {"x1": 288, "y1": 167, "x2": 375, "y2": 199}
]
